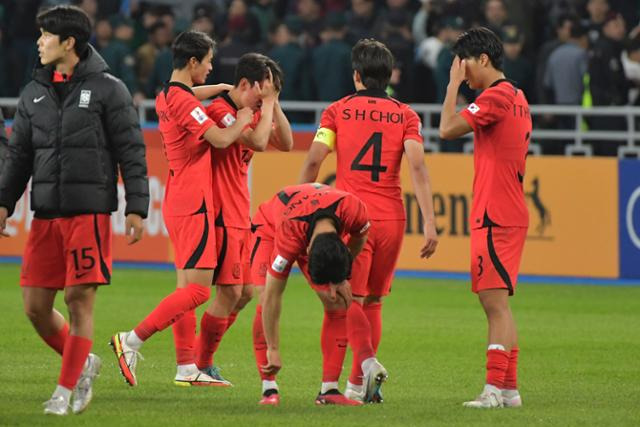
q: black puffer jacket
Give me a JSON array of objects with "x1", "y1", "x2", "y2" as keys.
[
  {"x1": 0, "y1": 46, "x2": 149, "y2": 218},
  {"x1": 0, "y1": 109, "x2": 7, "y2": 172}
]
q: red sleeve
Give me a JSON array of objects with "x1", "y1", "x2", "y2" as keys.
[
  {"x1": 268, "y1": 221, "x2": 304, "y2": 279},
  {"x1": 169, "y1": 90, "x2": 215, "y2": 138},
  {"x1": 403, "y1": 106, "x2": 423, "y2": 142},
  {"x1": 459, "y1": 86, "x2": 512, "y2": 131},
  {"x1": 341, "y1": 194, "x2": 370, "y2": 237},
  {"x1": 318, "y1": 101, "x2": 338, "y2": 132}
]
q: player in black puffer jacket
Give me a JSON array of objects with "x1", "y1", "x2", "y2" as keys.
[{"x1": 0, "y1": 5, "x2": 149, "y2": 416}]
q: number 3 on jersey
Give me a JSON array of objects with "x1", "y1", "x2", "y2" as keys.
[{"x1": 350, "y1": 132, "x2": 388, "y2": 182}]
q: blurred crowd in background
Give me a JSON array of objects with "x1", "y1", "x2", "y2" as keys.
[{"x1": 1, "y1": 0, "x2": 640, "y2": 155}]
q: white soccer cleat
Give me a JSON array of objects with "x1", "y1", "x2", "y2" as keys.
[
  {"x1": 463, "y1": 384, "x2": 504, "y2": 408},
  {"x1": 43, "y1": 395, "x2": 70, "y2": 416},
  {"x1": 344, "y1": 383, "x2": 365, "y2": 402},
  {"x1": 110, "y1": 332, "x2": 143, "y2": 386},
  {"x1": 362, "y1": 361, "x2": 388, "y2": 403},
  {"x1": 174, "y1": 370, "x2": 231, "y2": 387},
  {"x1": 71, "y1": 353, "x2": 102, "y2": 414},
  {"x1": 501, "y1": 389, "x2": 522, "y2": 408}
]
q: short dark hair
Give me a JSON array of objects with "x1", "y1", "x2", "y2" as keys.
[
  {"x1": 569, "y1": 18, "x2": 588, "y2": 39},
  {"x1": 171, "y1": 30, "x2": 215, "y2": 69},
  {"x1": 308, "y1": 233, "x2": 353, "y2": 285},
  {"x1": 234, "y1": 53, "x2": 283, "y2": 92},
  {"x1": 452, "y1": 26, "x2": 503, "y2": 71},
  {"x1": 36, "y1": 5, "x2": 91, "y2": 57},
  {"x1": 351, "y1": 38, "x2": 394, "y2": 90}
]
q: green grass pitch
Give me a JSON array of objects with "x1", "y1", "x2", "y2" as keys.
[{"x1": 0, "y1": 264, "x2": 639, "y2": 426}]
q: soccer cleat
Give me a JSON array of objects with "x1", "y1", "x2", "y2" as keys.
[
  {"x1": 344, "y1": 383, "x2": 365, "y2": 402},
  {"x1": 199, "y1": 365, "x2": 232, "y2": 387},
  {"x1": 362, "y1": 361, "x2": 388, "y2": 403},
  {"x1": 501, "y1": 389, "x2": 522, "y2": 408},
  {"x1": 370, "y1": 388, "x2": 384, "y2": 403},
  {"x1": 463, "y1": 385, "x2": 504, "y2": 408},
  {"x1": 71, "y1": 353, "x2": 102, "y2": 414},
  {"x1": 258, "y1": 389, "x2": 280, "y2": 406},
  {"x1": 315, "y1": 389, "x2": 363, "y2": 406},
  {"x1": 43, "y1": 396, "x2": 70, "y2": 416},
  {"x1": 109, "y1": 332, "x2": 143, "y2": 386},
  {"x1": 174, "y1": 370, "x2": 230, "y2": 387}
]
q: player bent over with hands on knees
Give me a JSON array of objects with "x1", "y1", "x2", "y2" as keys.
[
  {"x1": 182, "y1": 54, "x2": 293, "y2": 387},
  {"x1": 0, "y1": 5, "x2": 149, "y2": 415},
  {"x1": 252, "y1": 183, "x2": 374, "y2": 406},
  {"x1": 439, "y1": 27, "x2": 531, "y2": 409},
  {"x1": 299, "y1": 38, "x2": 439, "y2": 403},
  {"x1": 110, "y1": 30, "x2": 254, "y2": 388}
]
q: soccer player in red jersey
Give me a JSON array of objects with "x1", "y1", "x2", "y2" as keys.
[
  {"x1": 172, "y1": 54, "x2": 293, "y2": 386},
  {"x1": 110, "y1": 31, "x2": 254, "y2": 388},
  {"x1": 299, "y1": 39, "x2": 439, "y2": 402},
  {"x1": 439, "y1": 27, "x2": 531, "y2": 408},
  {"x1": 0, "y1": 6, "x2": 148, "y2": 415},
  {"x1": 253, "y1": 183, "x2": 369, "y2": 406}
]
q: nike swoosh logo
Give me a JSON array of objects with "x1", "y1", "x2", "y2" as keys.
[
  {"x1": 75, "y1": 271, "x2": 90, "y2": 279},
  {"x1": 33, "y1": 96, "x2": 46, "y2": 103}
]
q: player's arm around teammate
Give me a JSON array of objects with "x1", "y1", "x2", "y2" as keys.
[{"x1": 0, "y1": 5, "x2": 149, "y2": 415}]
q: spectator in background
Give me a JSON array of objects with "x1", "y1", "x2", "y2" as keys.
[
  {"x1": 269, "y1": 17, "x2": 312, "y2": 103},
  {"x1": 584, "y1": 0, "x2": 609, "y2": 43},
  {"x1": 93, "y1": 16, "x2": 112, "y2": 50},
  {"x1": 71, "y1": 0, "x2": 98, "y2": 26},
  {"x1": 588, "y1": 11, "x2": 629, "y2": 155},
  {"x1": 312, "y1": 12, "x2": 352, "y2": 101},
  {"x1": 98, "y1": 15, "x2": 143, "y2": 103},
  {"x1": 502, "y1": 25, "x2": 533, "y2": 101},
  {"x1": 622, "y1": 37, "x2": 640, "y2": 105},
  {"x1": 433, "y1": 16, "x2": 465, "y2": 103},
  {"x1": 297, "y1": 0, "x2": 324, "y2": 48},
  {"x1": 190, "y1": 3, "x2": 216, "y2": 39},
  {"x1": 5, "y1": 0, "x2": 41, "y2": 95},
  {"x1": 412, "y1": 0, "x2": 434, "y2": 46},
  {"x1": 544, "y1": 18, "x2": 588, "y2": 106},
  {"x1": 536, "y1": 13, "x2": 574, "y2": 106},
  {"x1": 378, "y1": 9, "x2": 414, "y2": 101},
  {"x1": 482, "y1": 0, "x2": 509, "y2": 35},
  {"x1": 346, "y1": 0, "x2": 384, "y2": 45},
  {"x1": 136, "y1": 21, "x2": 172, "y2": 91},
  {"x1": 251, "y1": 0, "x2": 277, "y2": 43}
]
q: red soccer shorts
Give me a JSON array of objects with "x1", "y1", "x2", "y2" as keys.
[
  {"x1": 214, "y1": 226, "x2": 251, "y2": 285},
  {"x1": 165, "y1": 211, "x2": 217, "y2": 270},
  {"x1": 349, "y1": 219, "x2": 405, "y2": 297},
  {"x1": 470, "y1": 226, "x2": 527, "y2": 296},
  {"x1": 20, "y1": 214, "x2": 112, "y2": 288}
]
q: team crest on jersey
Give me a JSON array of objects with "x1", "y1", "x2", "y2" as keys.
[
  {"x1": 190, "y1": 106, "x2": 208, "y2": 125},
  {"x1": 222, "y1": 113, "x2": 236, "y2": 127},
  {"x1": 467, "y1": 103, "x2": 480, "y2": 115},
  {"x1": 78, "y1": 90, "x2": 91, "y2": 108},
  {"x1": 272, "y1": 255, "x2": 288, "y2": 273}
]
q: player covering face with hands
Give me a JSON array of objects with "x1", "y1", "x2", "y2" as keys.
[{"x1": 439, "y1": 27, "x2": 530, "y2": 409}]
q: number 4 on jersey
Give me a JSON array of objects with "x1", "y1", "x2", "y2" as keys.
[{"x1": 350, "y1": 132, "x2": 388, "y2": 182}]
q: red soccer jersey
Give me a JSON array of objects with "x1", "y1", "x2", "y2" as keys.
[
  {"x1": 314, "y1": 88, "x2": 423, "y2": 220},
  {"x1": 460, "y1": 79, "x2": 531, "y2": 229},
  {"x1": 252, "y1": 183, "x2": 370, "y2": 279},
  {"x1": 156, "y1": 82, "x2": 216, "y2": 216},
  {"x1": 205, "y1": 92, "x2": 260, "y2": 228}
]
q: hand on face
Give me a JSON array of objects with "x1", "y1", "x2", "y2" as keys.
[{"x1": 449, "y1": 55, "x2": 467, "y2": 86}]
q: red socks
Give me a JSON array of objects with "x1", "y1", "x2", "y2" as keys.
[
  {"x1": 363, "y1": 302, "x2": 382, "y2": 352},
  {"x1": 321, "y1": 309, "x2": 348, "y2": 382},
  {"x1": 172, "y1": 309, "x2": 196, "y2": 365},
  {"x1": 134, "y1": 283, "x2": 211, "y2": 341},
  {"x1": 347, "y1": 302, "x2": 375, "y2": 385},
  {"x1": 252, "y1": 305, "x2": 274, "y2": 380},
  {"x1": 195, "y1": 312, "x2": 228, "y2": 369},
  {"x1": 503, "y1": 347, "x2": 519, "y2": 389},
  {"x1": 486, "y1": 349, "x2": 510, "y2": 388},
  {"x1": 58, "y1": 335, "x2": 92, "y2": 389},
  {"x1": 226, "y1": 311, "x2": 239, "y2": 332},
  {"x1": 42, "y1": 323, "x2": 69, "y2": 356}
]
